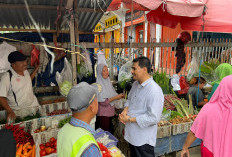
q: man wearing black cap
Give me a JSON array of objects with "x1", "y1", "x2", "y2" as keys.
[
  {"x1": 57, "y1": 82, "x2": 101, "y2": 157},
  {"x1": 0, "y1": 51, "x2": 40, "y2": 122}
]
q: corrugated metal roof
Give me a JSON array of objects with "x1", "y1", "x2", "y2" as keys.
[{"x1": 0, "y1": 0, "x2": 112, "y2": 32}]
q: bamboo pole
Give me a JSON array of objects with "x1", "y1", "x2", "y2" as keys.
[
  {"x1": 74, "y1": 0, "x2": 80, "y2": 65},
  {"x1": 67, "y1": 0, "x2": 77, "y2": 85},
  {"x1": 129, "y1": 0, "x2": 133, "y2": 61}
]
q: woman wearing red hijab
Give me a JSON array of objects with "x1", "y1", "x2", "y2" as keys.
[{"x1": 181, "y1": 75, "x2": 232, "y2": 157}]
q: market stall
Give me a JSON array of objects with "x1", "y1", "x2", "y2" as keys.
[
  {"x1": 0, "y1": 99, "x2": 125, "y2": 157},
  {"x1": 114, "y1": 68, "x2": 213, "y2": 157}
]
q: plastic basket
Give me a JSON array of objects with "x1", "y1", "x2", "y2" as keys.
[{"x1": 95, "y1": 131, "x2": 118, "y2": 148}]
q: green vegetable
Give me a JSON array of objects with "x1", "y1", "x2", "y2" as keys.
[
  {"x1": 119, "y1": 78, "x2": 131, "y2": 89},
  {"x1": 58, "y1": 116, "x2": 71, "y2": 128},
  {"x1": 153, "y1": 71, "x2": 170, "y2": 94},
  {"x1": 162, "y1": 107, "x2": 167, "y2": 114},
  {"x1": 60, "y1": 80, "x2": 72, "y2": 96},
  {"x1": 170, "y1": 111, "x2": 184, "y2": 119},
  {"x1": 15, "y1": 112, "x2": 41, "y2": 123},
  {"x1": 175, "y1": 99, "x2": 189, "y2": 118}
]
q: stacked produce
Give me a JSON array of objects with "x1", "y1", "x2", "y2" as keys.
[
  {"x1": 39, "y1": 137, "x2": 57, "y2": 156},
  {"x1": 169, "y1": 116, "x2": 191, "y2": 125},
  {"x1": 16, "y1": 142, "x2": 36, "y2": 157},
  {"x1": 34, "y1": 126, "x2": 47, "y2": 133},
  {"x1": 159, "y1": 94, "x2": 198, "y2": 126},
  {"x1": 47, "y1": 109, "x2": 69, "y2": 116},
  {"x1": 170, "y1": 95, "x2": 198, "y2": 119},
  {"x1": 40, "y1": 98, "x2": 66, "y2": 105},
  {"x1": 164, "y1": 95, "x2": 178, "y2": 110},
  {"x1": 189, "y1": 114, "x2": 197, "y2": 121},
  {"x1": 3, "y1": 123, "x2": 36, "y2": 157},
  {"x1": 157, "y1": 120, "x2": 169, "y2": 127},
  {"x1": 4, "y1": 123, "x2": 34, "y2": 145},
  {"x1": 0, "y1": 113, "x2": 41, "y2": 125}
]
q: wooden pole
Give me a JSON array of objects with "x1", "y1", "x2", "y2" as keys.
[
  {"x1": 67, "y1": 0, "x2": 77, "y2": 85},
  {"x1": 129, "y1": 0, "x2": 134, "y2": 61},
  {"x1": 74, "y1": 0, "x2": 80, "y2": 65},
  {"x1": 110, "y1": 33, "x2": 114, "y2": 80}
]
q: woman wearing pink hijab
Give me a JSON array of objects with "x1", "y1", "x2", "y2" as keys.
[{"x1": 181, "y1": 75, "x2": 232, "y2": 157}]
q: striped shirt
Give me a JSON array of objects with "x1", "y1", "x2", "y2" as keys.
[
  {"x1": 124, "y1": 77, "x2": 164, "y2": 146},
  {"x1": 70, "y1": 117, "x2": 102, "y2": 157}
]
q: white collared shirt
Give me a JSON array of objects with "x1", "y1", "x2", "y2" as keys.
[
  {"x1": 124, "y1": 77, "x2": 164, "y2": 146},
  {"x1": 0, "y1": 68, "x2": 39, "y2": 116}
]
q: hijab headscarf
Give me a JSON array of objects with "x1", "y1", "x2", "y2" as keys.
[
  {"x1": 96, "y1": 64, "x2": 118, "y2": 106},
  {"x1": 212, "y1": 63, "x2": 232, "y2": 85},
  {"x1": 191, "y1": 75, "x2": 232, "y2": 157}
]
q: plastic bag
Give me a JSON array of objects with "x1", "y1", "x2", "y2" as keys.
[
  {"x1": 59, "y1": 80, "x2": 72, "y2": 96},
  {"x1": 171, "y1": 74, "x2": 180, "y2": 91},
  {"x1": 118, "y1": 61, "x2": 132, "y2": 82},
  {"x1": 56, "y1": 57, "x2": 72, "y2": 85},
  {"x1": 178, "y1": 76, "x2": 190, "y2": 95},
  {"x1": 77, "y1": 50, "x2": 93, "y2": 80},
  {"x1": 30, "y1": 45, "x2": 40, "y2": 67},
  {"x1": 161, "y1": 109, "x2": 171, "y2": 120},
  {"x1": 56, "y1": 58, "x2": 73, "y2": 96},
  {"x1": 187, "y1": 51, "x2": 199, "y2": 81}
]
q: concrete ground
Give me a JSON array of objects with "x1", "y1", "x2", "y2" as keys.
[{"x1": 160, "y1": 146, "x2": 201, "y2": 157}]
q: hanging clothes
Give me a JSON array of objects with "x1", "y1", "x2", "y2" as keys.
[
  {"x1": 175, "y1": 32, "x2": 191, "y2": 74},
  {"x1": 0, "y1": 41, "x2": 16, "y2": 73},
  {"x1": 175, "y1": 38, "x2": 186, "y2": 73},
  {"x1": 38, "y1": 46, "x2": 49, "y2": 74}
]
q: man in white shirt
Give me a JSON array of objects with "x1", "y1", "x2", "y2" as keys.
[
  {"x1": 119, "y1": 56, "x2": 164, "y2": 157},
  {"x1": 0, "y1": 51, "x2": 40, "y2": 122}
]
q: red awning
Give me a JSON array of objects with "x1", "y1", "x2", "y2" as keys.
[
  {"x1": 142, "y1": 0, "x2": 232, "y2": 33},
  {"x1": 107, "y1": 0, "x2": 149, "y2": 11},
  {"x1": 108, "y1": 0, "x2": 232, "y2": 33},
  {"x1": 134, "y1": 0, "x2": 206, "y2": 17}
]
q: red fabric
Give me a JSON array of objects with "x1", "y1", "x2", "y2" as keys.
[
  {"x1": 134, "y1": 0, "x2": 205, "y2": 17},
  {"x1": 177, "y1": 32, "x2": 191, "y2": 45},
  {"x1": 107, "y1": 0, "x2": 121, "y2": 11},
  {"x1": 201, "y1": 142, "x2": 214, "y2": 157},
  {"x1": 145, "y1": 0, "x2": 232, "y2": 33},
  {"x1": 147, "y1": 6, "x2": 180, "y2": 29},
  {"x1": 107, "y1": 0, "x2": 149, "y2": 11},
  {"x1": 30, "y1": 45, "x2": 40, "y2": 67},
  {"x1": 178, "y1": 76, "x2": 190, "y2": 95}
]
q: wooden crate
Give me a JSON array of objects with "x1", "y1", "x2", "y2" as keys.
[
  {"x1": 171, "y1": 121, "x2": 193, "y2": 135},
  {"x1": 157, "y1": 122, "x2": 172, "y2": 138}
]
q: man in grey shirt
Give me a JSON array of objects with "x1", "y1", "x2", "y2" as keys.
[{"x1": 119, "y1": 57, "x2": 164, "y2": 157}]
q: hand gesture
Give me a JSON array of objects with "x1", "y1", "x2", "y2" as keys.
[
  {"x1": 121, "y1": 107, "x2": 128, "y2": 116},
  {"x1": 117, "y1": 93, "x2": 125, "y2": 100},
  {"x1": 119, "y1": 113, "x2": 129, "y2": 124},
  {"x1": 7, "y1": 111, "x2": 16, "y2": 123},
  {"x1": 181, "y1": 148, "x2": 190, "y2": 157}
]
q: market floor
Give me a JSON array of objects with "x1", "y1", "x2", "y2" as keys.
[{"x1": 160, "y1": 146, "x2": 201, "y2": 157}]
